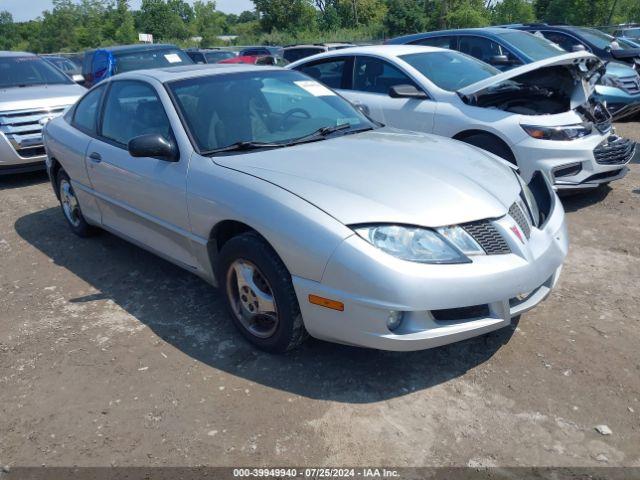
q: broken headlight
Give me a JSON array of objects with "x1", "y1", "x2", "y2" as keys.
[{"x1": 521, "y1": 123, "x2": 593, "y2": 141}]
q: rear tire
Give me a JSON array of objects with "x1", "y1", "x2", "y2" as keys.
[
  {"x1": 217, "y1": 232, "x2": 308, "y2": 353},
  {"x1": 56, "y1": 170, "x2": 97, "y2": 238}
]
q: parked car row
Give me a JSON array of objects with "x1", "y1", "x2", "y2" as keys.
[{"x1": 1, "y1": 25, "x2": 637, "y2": 354}]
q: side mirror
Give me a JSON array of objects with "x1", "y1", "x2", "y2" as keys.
[
  {"x1": 128, "y1": 134, "x2": 179, "y2": 162},
  {"x1": 490, "y1": 54, "x2": 510, "y2": 65},
  {"x1": 572, "y1": 44, "x2": 587, "y2": 52},
  {"x1": 388, "y1": 84, "x2": 428, "y2": 99}
]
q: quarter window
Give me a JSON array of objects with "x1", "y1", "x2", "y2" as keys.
[
  {"x1": 537, "y1": 31, "x2": 582, "y2": 52},
  {"x1": 296, "y1": 57, "x2": 349, "y2": 89},
  {"x1": 72, "y1": 85, "x2": 106, "y2": 134},
  {"x1": 352, "y1": 56, "x2": 418, "y2": 95},
  {"x1": 101, "y1": 81, "x2": 171, "y2": 146}
]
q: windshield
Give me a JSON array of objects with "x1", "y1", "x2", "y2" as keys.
[
  {"x1": 400, "y1": 51, "x2": 499, "y2": 91},
  {"x1": 574, "y1": 27, "x2": 623, "y2": 49},
  {"x1": 500, "y1": 31, "x2": 566, "y2": 60},
  {"x1": 622, "y1": 28, "x2": 640, "y2": 39},
  {"x1": 0, "y1": 56, "x2": 73, "y2": 88},
  {"x1": 169, "y1": 70, "x2": 374, "y2": 154},
  {"x1": 45, "y1": 57, "x2": 80, "y2": 74},
  {"x1": 114, "y1": 48, "x2": 192, "y2": 74}
]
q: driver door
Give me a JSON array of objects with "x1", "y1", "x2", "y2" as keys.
[
  {"x1": 342, "y1": 56, "x2": 436, "y2": 133},
  {"x1": 86, "y1": 80, "x2": 196, "y2": 269}
]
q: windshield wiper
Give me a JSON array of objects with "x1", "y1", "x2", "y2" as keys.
[
  {"x1": 287, "y1": 123, "x2": 352, "y2": 146},
  {"x1": 203, "y1": 141, "x2": 285, "y2": 156}
]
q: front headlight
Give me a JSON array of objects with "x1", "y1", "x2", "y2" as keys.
[
  {"x1": 354, "y1": 225, "x2": 478, "y2": 264},
  {"x1": 521, "y1": 123, "x2": 592, "y2": 141}
]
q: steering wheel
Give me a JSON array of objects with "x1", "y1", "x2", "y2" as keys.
[{"x1": 280, "y1": 108, "x2": 311, "y2": 129}]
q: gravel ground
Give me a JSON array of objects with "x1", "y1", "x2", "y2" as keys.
[{"x1": 0, "y1": 123, "x2": 639, "y2": 468}]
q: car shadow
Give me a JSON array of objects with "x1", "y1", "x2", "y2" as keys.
[
  {"x1": 14, "y1": 207, "x2": 516, "y2": 403},
  {"x1": 559, "y1": 185, "x2": 612, "y2": 212},
  {"x1": 0, "y1": 170, "x2": 49, "y2": 190}
]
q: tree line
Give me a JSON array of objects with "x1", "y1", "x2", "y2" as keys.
[{"x1": 0, "y1": 0, "x2": 639, "y2": 54}]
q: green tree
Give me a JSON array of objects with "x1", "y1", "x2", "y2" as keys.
[
  {"x1": 0, "y1": 11, "x2": 18, "y2": 50},
  {"x1": 491, "y1": 0, "x2": 535, "y2": 24},
  {"x1": 384, "y1": 0, "x2": 427, "y2": 36},
  {"x1": 444, "y1": 0, "x2": 490, "y2": 27},
  {"x1": 253, "y1": 0, "x2": 317, "y2": 32}
]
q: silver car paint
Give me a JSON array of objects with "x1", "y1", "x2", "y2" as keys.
[{"x1": 44, "y1": 65, "x2": 568, "y2": 351}]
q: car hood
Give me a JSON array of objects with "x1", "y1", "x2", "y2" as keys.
[
  {"x1": 459, "y1": 51, "x2": 602, "y2": 92},
  {"x1": 0, "y1": 83, "x2": 85, "y2": 112},
  {"x1": 213, "y1": 129, "x2": 520, "y2": 227}
]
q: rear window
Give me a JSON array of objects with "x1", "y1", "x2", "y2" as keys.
[
  {"x1": 113, "y1": 48, "x2": 192, "y2": 74},
  {"x1": 0, "y1": 56, "x2": 73, "y2": 88},
  {"x1": 204, "y1": 51, "x2": 236, "y2": 63},
  {"x1": 400, "y1": 51, "x2": 498, "y2": 91},
  {"x1": 499, "y1": 31, "x2": 565, "y2": 60},
  {"x1": 283, "y1": 48, "x2": 324, "y2": 62}
]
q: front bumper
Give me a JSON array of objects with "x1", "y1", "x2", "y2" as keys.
[
  {"x1": 513, "y1": 130, "x2": 634, "y2": 190},
  {"x1": 292, "y1": 192, "x2": 568, "y2": 351},
  {"x1": 0, "y1": 131, "x2": 46, "y2": 175}
]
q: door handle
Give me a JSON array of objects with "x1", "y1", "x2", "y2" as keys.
[{"x1": 89, "y1": 152, "x2": 102, "y2": 163}]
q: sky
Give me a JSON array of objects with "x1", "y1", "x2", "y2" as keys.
[{"x1": 1, "y1": 0, "x2": 255, "y2": 22}]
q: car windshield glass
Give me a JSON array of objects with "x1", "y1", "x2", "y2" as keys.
[
  {"x1": 114, "y1": 48, "x2": 192, "y2": 74},
  {"x1": 574, "y1": 27, "x2": 621, "y2": 49},
  {"x1": 0, "y1": 56, "x2": 73, "y2": 88},
  {"x1": 400, "y1": 51, "x2": 499, "y2": 91},
  {"x1": 499, "y1": 31, "x2": 566, "y2": 60},
  {"x1": 169, "y1": 70, "x2": 374, "y2": 154},
  {"x1": 623, "y1": 28, "x2": 640, "y2": 39}
]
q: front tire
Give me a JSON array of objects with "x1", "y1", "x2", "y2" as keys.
[
  {"x1": 218, "y1": 232, "x2": 308, "y2": 353},
  {"x1": 57, "y1": 170, "x2": 96, "y2": 237}
]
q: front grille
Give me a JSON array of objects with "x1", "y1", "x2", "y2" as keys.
[
  {"x1": 618, "y1": 75, "x2": 640, "y2": 95},
  {"x1": 509, "y1": 203, "x2": 531, "y2": 239},
  {"x1": 432, "y1": 304, "x2": 491, "y2": 321},
  {"x1": 461, "y1": 220, "x2": 511, "y2": 255},
  {"x1": 0, "y1": 106, "x2": 68, "y2": 158},
  {"x1": 593, "y1": 136, "x2": 636, "y2": 165}
]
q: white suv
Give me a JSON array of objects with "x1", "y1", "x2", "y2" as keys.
[{"x1": 288, "y1": 45, "x2": 636, "y2": 190}]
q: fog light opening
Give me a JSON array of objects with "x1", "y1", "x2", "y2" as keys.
[{"x1": 386, "y1": 310, "x2": 404, "y2": 332}]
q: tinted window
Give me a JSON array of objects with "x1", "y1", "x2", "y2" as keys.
[
  {"x1": 169, "y1": 70, "x2": 372, "y2": 153},
  {"x1": 413, "y1": 36, "x2": 457, "y2": 50},
  {"x1": 101, "y1": 81, "x2": 171, "y2": 146},
  {"x1": 458, "y1": 36, "x2": 503, "y2": 63},
  {"x1": 536, "y1": 31, "x2": 579, "y2": 52},
  {"x1": 73, "y1": 85, "x2": 106, "y2": 134},
  {"x1": 187, "y1": 51, "x2": 205, "y2": 63},
  {"x1": 242, "y1": 48, "x2": 270, "y2": 56},
  {"x1": 400, "y1": 51, "x2": 498, "y2": 91},
  {"x1": 296, "y1": 58, "x2": 349, "y2": 89},
  {"x1": 353, "y1": 56, "x2": 418, "y2": 94},
  {"x1": 283, "y1": 48, "x2": 324, "y2": 62},
  {"x1": 573, "y1": 27, "x2": 618, "y2": 49},
  {"x1": 0, "y1": 56, "x2": 72, "y2": 88},
  {"x1": 113, "y1": 48, "x2": 192, "y2": 74}
]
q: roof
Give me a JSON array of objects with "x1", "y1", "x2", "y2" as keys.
[
  {"x1": 114, "y1": 63, "x2": 281, "y2": 84},
  {"x1": 86, "y1": 43, "x2": 179, "y2": 54},
  {"x1": 387, "y1": 27, "x2": 518, "y2": 44},
  {"x1": 0, "y1": 51, "x2": 36, "y2": 57},
  {"x1": 285, "y1": 45, "x2": 445, "y2": 68}
]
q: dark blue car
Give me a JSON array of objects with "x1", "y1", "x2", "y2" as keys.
[{"x1": 82, "y1": 44, "x2": 193, "y2": 88}]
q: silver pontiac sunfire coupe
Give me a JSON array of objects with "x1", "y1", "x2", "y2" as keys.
[{"x1": 43, "y1": 64, "x2": 568, "y2": 353}]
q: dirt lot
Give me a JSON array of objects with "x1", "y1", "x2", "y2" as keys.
[{"x1": 0, "y1": 123, "x2": 639, "y2": 469}]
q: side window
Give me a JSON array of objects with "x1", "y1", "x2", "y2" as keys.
[
  {"x1": 353, "y1": 56, "x2": 418, "y2": 95},
  {"x1": 458, "y1": 36, "x2": 502, "y2": 63},
  {"x1": 72, "y1": 85, "x2": 106, "y2": 134},
  {"x1": 539, "y1": 31, "x2": 582, "y2": 52},
  {"x1": 101, "y1": 81, "x2": 172, "y2": 147},
  {"x1": 296, "y1": 57, "x2": 349, "y2": 89},
  {"x1": 413, "y1": 36, "x2": 457, "y2": 50}
]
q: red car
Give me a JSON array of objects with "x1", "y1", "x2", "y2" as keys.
[{"x1": 218, "y1": 55, "x2": 288, "y2": 66}]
